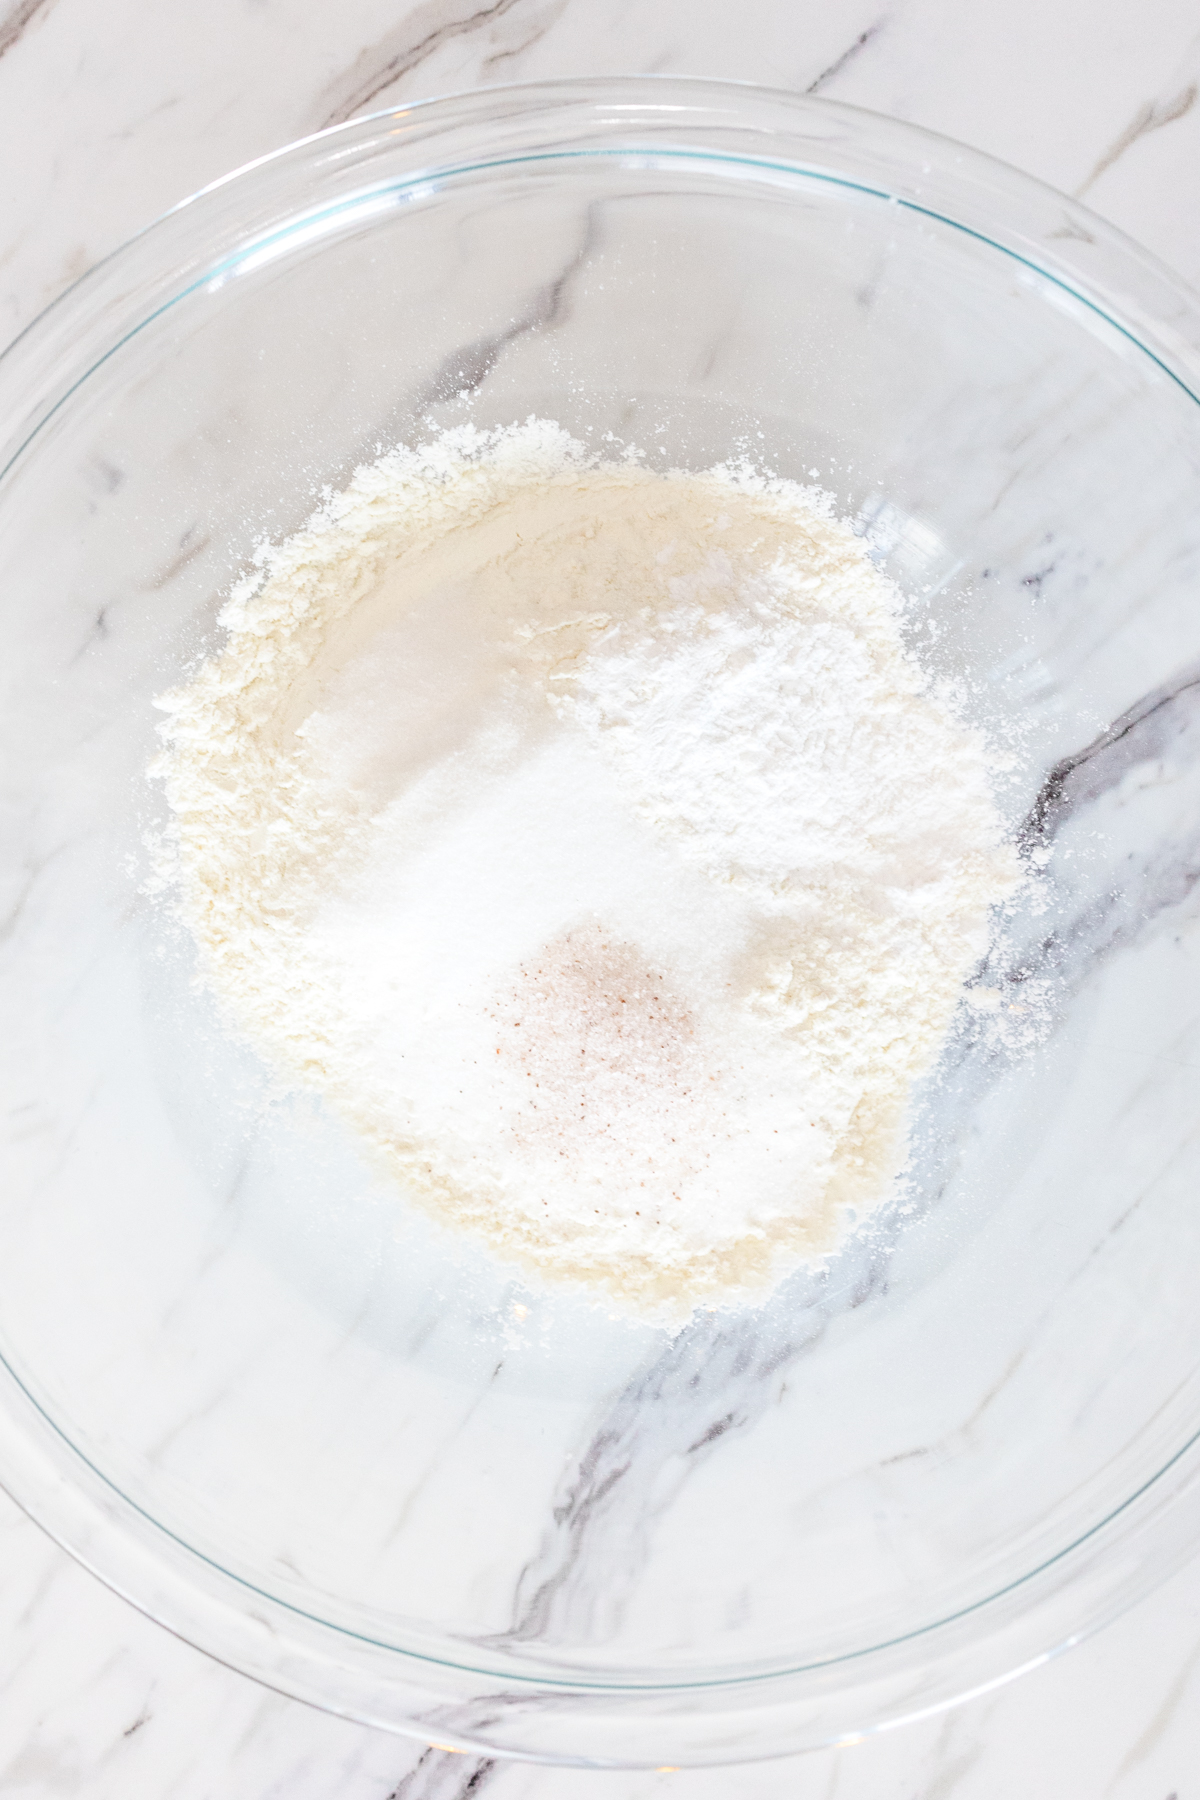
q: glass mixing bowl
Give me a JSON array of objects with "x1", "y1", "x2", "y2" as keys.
[{"x1": 3, "y1": 78, "x2": 1200, "y2": 1769}]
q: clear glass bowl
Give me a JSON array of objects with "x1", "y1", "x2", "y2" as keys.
[{"x1": 3, "y1": 78, "x2": 1200, "y2": 1769}]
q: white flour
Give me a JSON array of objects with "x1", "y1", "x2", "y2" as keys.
[{"x1": 152, "y1": 421, "x2": 1019, "y2": 1319}]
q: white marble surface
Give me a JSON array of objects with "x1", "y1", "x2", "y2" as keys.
[{"x1": 4, "y1": 1, "x2": 1200, "y2": 1794}]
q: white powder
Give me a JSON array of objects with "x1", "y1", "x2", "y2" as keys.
[{"x1": 152, "y1": 421, "x2": 1019, "y2": 1320}]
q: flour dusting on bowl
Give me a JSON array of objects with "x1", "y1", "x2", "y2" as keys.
[{"x1": 151, "y1": 420, "x2": 1019, "y2": 1318}]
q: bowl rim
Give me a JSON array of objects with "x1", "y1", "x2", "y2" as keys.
[{"x1": 3, "y1": 74, "x2": 1200, "y2": 1767}]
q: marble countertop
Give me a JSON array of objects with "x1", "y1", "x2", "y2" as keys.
[{"x1": 4, "y1": 1, "x2": 1200, "y2": 1795}]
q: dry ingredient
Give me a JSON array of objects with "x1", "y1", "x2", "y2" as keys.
[{"x1": 152, "y1": 421, "x2": 1019, "y2": 1319}]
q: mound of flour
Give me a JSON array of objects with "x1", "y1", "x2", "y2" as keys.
[{"x1": 152, "y1": 421, "x2": 1018, "y2": 1319}]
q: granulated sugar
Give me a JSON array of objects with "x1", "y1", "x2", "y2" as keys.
[{"x1": 152, "y1": 421, "x2": 1019, "y2": 1320}]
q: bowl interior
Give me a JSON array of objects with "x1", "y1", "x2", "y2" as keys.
[{"x1": 3, "y1": 84, "x2": 1200, "y2": 1756}]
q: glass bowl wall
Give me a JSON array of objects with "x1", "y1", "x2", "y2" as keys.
[{"x1": 2, "y1": 79, "x2": 1200, "y2": 1766}]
